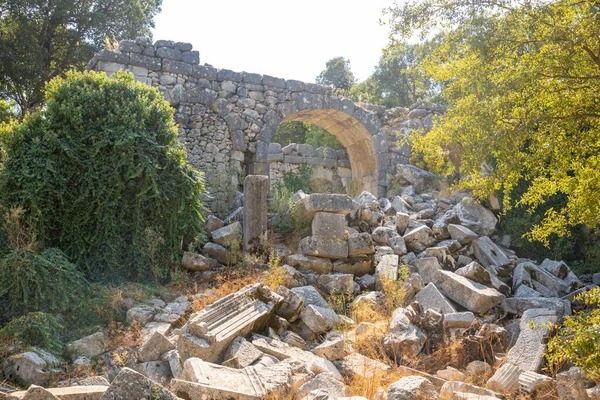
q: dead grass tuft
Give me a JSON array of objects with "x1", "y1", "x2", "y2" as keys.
[{"x1": 105, "y1": 321, "x2": 142, "y2": 351}]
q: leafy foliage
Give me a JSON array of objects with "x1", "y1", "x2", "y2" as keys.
[
  {"x1": 0, "y1": 71, "x2": 206, "y2": 281},
  {"x1": 390, "y1": 0, "x2": 600, "y2": 243},
  {"x1": 273, "y1": 121, "x2": 343, "y2": 150},
  {"x1": 546, "y1": 287, "x2": 600, "y2": 379},
  {"x1": 316, "y1": 57, "x2": 356, "y2": 90},
  {"x1": 0, "y1": 0, "x2": 162, "y2": 115},
  {"x1": 0, "y1": 312, "x2": 64, "y2": 351}
]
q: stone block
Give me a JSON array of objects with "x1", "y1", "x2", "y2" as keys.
[
  {"x1": 290, "y1": 285, "x2": 330, "y2": 308},
  {"x1": 501, "y1": 297, "x2": 571, "y2": 316},
  {"x1": 172, "y1": 358, "x2": 266, "y2": 400},
  {"x1": 376, "y1": 254, "x2": 399, "y2": 281},
  {"x1": 301, "y1": 193, "x2": 353, "y2": 219},
  {"x1": 66, "y1": 332, "x2": 106, "y2": 359},
  {"x1": 387, "y1": 376, "x2": 438, "y2": 400},
  {"x1": 202, "y1": 242, "x2": 229, "y2": 264},
  {"x1": 486, "y1": 363, "x2": 522, "y2": 393},
  {"x1": 348, "y1": 233, "x2": 375, "y2": 257},
  {"x1": 3, "y1": 349, "x2": 62, "y2": 387},
  {"x1": 312, "y1": 212, "x2": 347, "y2": 239},
  {"x1": 443, "y1": 312, "x2": 475, "y2": 328},
  {"x1": 455, "y1": 261, "x2": 492, "y2": 285},
  {"x1": 126, "y1": 305, "x2": 155, "y2": 326},
  {"x1": 447, "y1": 224, "x2": 479, "y2": 245},
  {"x1": 137, "y1": 331, "x2": 175, "y2": 363},
  {"x1": 222, "y1": 337, "x2": 263, "y2": 369},
  {"x1": 453, "y1": 198, "x2": 498, "y2": 236},
  {"x1": 243, "y1": 175, "x2": 268, "y2": 252},
  {"x1": 415, "y1": 283, "x2": 456, "y2": 315},
  {"x1": 286, "y1": 254, "x2": 332, "y2": 274},
  {"x1": 336, "y1": 353, "x2": 391, "y2": 379},
  {"x1": 179, "y1": 283, "x2": 281, "y2": 363},
  {"x1": 425, "y1": 246, "x2": 456, "y2": 271},
  {"x1": 317, "y1": 273, "x2": 354, "y2": 295},
  {"x1": 10, "y1": 385, "x2": 108, "y2": 399},
  {"x1": 99, "y1": 367, "x2": 176, "y2": 400},
  {"x1": 300, "y1": 305, "x2": 341, "y2": 334},
  {"x1": 435, "y1": 270, "x2": 504, "y2": 315},
  {"x1": 299, "y1": 236, "x2": 349, "y2": 259},
  {"x1": 211, "y1": 221, "x2": 242, "y2": 247},
  {"x1": 162, "y1": 59, "x2": 192, "y2": 75},
  {"x1": 506, "y1": 308, "x2": 558, "y2": 372},
  {"x1": 410, "y1": 257, "x2": 442, "y2": 285},
  {"x1": 276, "y1": 286, "x2": 304, "y2": 322},
  {"x1": 313, "y1": 337, "x2": 345, "y2": 361},
  {"x1": 404, "y1": 225, "x2": 437, "y2": 253},
  {"x1": 519, "y1": 370, "x2": 553, "y2": 394},
  {"x1": 472, "y1": 236, "x2": 511, "y2": 268},
  {"x1": 181, "y1": 251, "x2": 217, "y2": 271}
]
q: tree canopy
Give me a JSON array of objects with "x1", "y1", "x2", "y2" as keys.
[
  {"x1": 0, "y1": 0, "x2": 162, "y2": 116},
  {"x1": 316, "y1": 56, "x2": 356, "y2": 90},
  {"x1": 386, "y1": 0, "x2": 600, "y2": 243}
]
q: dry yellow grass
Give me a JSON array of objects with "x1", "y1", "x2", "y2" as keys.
[{"x1": 105, "y1": 321, "x2": 142, "y2": 351}]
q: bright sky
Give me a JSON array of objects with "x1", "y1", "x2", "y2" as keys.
[{"x1": 152, "y1": 0, "x2": 394, "y2": 83}]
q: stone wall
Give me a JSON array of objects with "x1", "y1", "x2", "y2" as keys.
[{"x1": 87, "y1": 38, "x2": 445, "y2": 208}]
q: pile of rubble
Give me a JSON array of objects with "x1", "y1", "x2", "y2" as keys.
[{"x1": 3, "y1": 176, "x2": 600, "y2": 399}]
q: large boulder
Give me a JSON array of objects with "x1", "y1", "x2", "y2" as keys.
[
  {"x1": 436, "y1": 270, "x2": 504, "y2": 314},
  {"x1": 383, "y1": 308, "x2": 427, "y2": 359},
  {"x1": 396, "y1": 165, "x2": 440, "y2": 194},
  {"x1": 453, "y1": 198, "x2": 498, "y2": 236},
  {"x1": 387, "y1": 375, "x2": 439, "y2": 400},
  {"x1": 99, "y1": 367, "x2": 177, "y2": 400},
  {"x1": 3, "y1": 348, "x2": 62, "y2": 386},
  {"x1": 404, "y1": 226, "x2": 437, "y2": 253}
]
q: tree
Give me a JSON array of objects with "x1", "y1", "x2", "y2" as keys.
[
  {"x1": 0, "y1": 71, "x2": 205, "y2": 281},
  {"x1": 316, "y1": 57, "x2": 356, "y2": 90},
  {"x1": 0, "y1": 0, "x2": 162, "y2": 116},
  {"x1": 387, "y1": 0, "x2": 600, "y2": 244}
]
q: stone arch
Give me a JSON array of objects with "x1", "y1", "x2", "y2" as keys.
[{"x1": 254, "y1": 100, "x2": 388, "y2": 197}]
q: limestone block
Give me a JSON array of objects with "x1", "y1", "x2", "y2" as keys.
[
  {"x1": 99, "y1": 367, "x2": 177, "y2": 400},
  {"x1": 411, "y1": 257, "x2": 442, "y2": 285},
  {"x1": 404, "y1": 225, "x2": 437, "y2": 253},
  {"x1": 455, "y1": 262, "x2": 492, "y2": 285},
  {"x1": 252, "y1": 361, "x2": 293, "y2": 397},
  {"x1": 519, "y1": 370, "x2": 553, "y2": 394},
  {"x1": 435, "y1": 270, "x2": 504, "y2": 315},
  {"x1": 131, "y1": 360, "x2": 172, "y2": 383},
  {"x1": 501, "y1": 296, "x2": 570, "y2": 316},
  {"x1": 137, "y1": 331, "x2": 175, "y2": 363},
  {"x1": 383, "y1": 308, "x2": 427, "y2": 359},
  {"x1": 290, "y1": 286, "x2": 331, "y2": 309},
  {"x1": 211, "y1": 221, "x2": 242, "y2": 247},
  {"x1": 389, "y1": 235, "x2": 408, "y2": 256},
  {"x1": 161, "y1": 350, "x2": 183, "y2": 379},
  {"x1": 395, "y1": 212, "x2": 411, "y2": 234},
  {"x1": 286, "y1": 254, "x2": 333, "y2": 274},
  {"x1": 387, "y1": 375, "x2": 439, "y2": 400},
  {"x1": 300, "y1": 305, "x2": 341, "y2": 334},
  {"x1": 243, "y1": 175, "x2": 268, "y2": 252},
  {"x1": 439, "y1": 381, "x2": 500, "y2": 399},
  {"x1": 448, "y1": 224, "x2": 479, "y2": 245},
  {"x1": 172, "y1": 358, "x2": 266, "y2": 400},
  {"x1": 312, "y1": 212, "x2": 347, "y2": 239},
  {"x1": 472, "y1": 236, "x2": 511, "y2": 268},
  {"x1": 299, "y1": 236, "x2": 348, "y2": 260},
  {"x1": 317, "y1": 273, "x2": 354, "y2": 295},
  {"x1": 453, "y1": 198, "x2": 498, "y2": 236},
  {"x1": 66, "y1": 332, "x2": 106, "y2": 360},
  {"x1": 348, "y1": 233, "x2": 375, "y2": 257},
  {"x1": 9, "y1": 385, "x2": 108, "y2": 399},
  {"x1": 336, "y1": 353, "x2": 391, "y2": 380},
  {"x1": 202, "y1": 242, "x2": 229, "y2": 264},
  {"x1": 297, "y1": 373, "x2": 352, "y2": 399},
  {"x1": 126, "y1": 306, "x2": 155, "y2": 326},
  {"x1": 443, "y1": 312, "x2": 475, "y2": 328},
  {"x1": 276, "y1": 286, "x2": 304, "y2": 322},
  {"x1": 308, "y1": 357, "x2": 343, "y2": 381},
  {"x1": 425, "y1": 246, "x2": 457, "y2": 271},
  {"x1": 437, "y1": 366, "x2": 466, "y2": 382},
  {"x1": 486, "y1": 363, "x2": 522, "y2": 393},
  {"x1": 375, "y1": 254, "x2": 399, "y2": 281},
  {"x1": 181, "y1": 251, "x2": 217, "y2": 271},
  {"x1": 301, "y1": 193, "x2": 353, "y2": 219},
  {"x1": 333, "y1": 257, "x2": 372, "y2": 276},
  {"x1": 372, "y1": 226, "x2": 398, "y2": 246},
  {"x1": 415, "y1": 283, "x2": 456, "y2": 315},
  {"x1": 506, "y1": 308, "x2": 558, "y2": 372},
  {"x1": 396, "y1": 164, "x2": 440, "y2": 194},
  {"x1": 180, "y1": 283, "x2": 281, "y2": 363},
  {"x1": 222, "y1": 337, "x2": 263, "y2": 369},
  {"x1": 313, "y1": 337, "x2": 345, "y2": 361}
]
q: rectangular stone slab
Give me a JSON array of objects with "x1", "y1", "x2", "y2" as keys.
[
  {"x1": 435, "y1": 270, "x2": 504, "y2": 315},
  {"x1": 7, "y1": 386, "x2": 107, "y2": 400}
]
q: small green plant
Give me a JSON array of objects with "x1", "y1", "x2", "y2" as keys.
[
  {"x1": 264, "y1": 253, "x2": 291, "y2": 290},
  {"x1": 280, "y1": 164, "x2": 313, "y2": 194},
  {"x1": 0, "y1": 312, "x2": 64, "y2": 351},
  {"x1": 327, "y1": 293, "x2": 356, "y2": 316},
  {"x1": 545, "y1": 287, "x2": 600, "y2": 379}
]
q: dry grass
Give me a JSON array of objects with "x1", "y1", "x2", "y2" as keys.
[
  {"x1": 189, "y1": 269, "x2": 262, "y2": 313},
  {"x1": 105, "y1": 321, "x2": 142, "y2": 351},
  {"x1": 263, "y1": 253, "x2": 292, "y2": 291}
]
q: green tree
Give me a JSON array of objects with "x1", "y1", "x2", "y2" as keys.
[
  {"x1": 388, "y1": 0, "x2": 600, "y2": 244},
  {"x1": 316, "y1": 57, "x2": 356, "y2": 91},
  {"x1": 0, "y1": 0, "x2": 162, "y2": 116},
  {"x1": 0, "y1": 71, "x2": 205, "y2": 281},
  {"x1": 0, "y1": 99, "x2": 17, "y2": 124}
]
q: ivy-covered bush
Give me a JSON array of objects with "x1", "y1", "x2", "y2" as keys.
[{"x1": 0, "y1": 71, "x2": 205, "y2": 281}]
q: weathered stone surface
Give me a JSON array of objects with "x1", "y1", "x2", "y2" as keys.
[
  {"x1": 4, "y1": 349, "x2": 62, "y2": 386},
  {"x1": 389, "y1": 235, "x2": 408, "y2": 256},
  {"x1": 440, "y1": 381, "x2": 500, "y2": 399},
  {"x1": 317, "y1": 273, "x2": 354, "y2": 295},
  {"x1": 387, "y1": 376, "x2": 439, "y2": 400},
  {"x1": 333, "y1": 257, "x2": 372, "y2": 276},
  {"x1": 372, "y1": 226, "x2": 398, "y2": 246},
  {"x1": 222, "y1": 337, "x2": 263, "y2": 369},
  {"x1": 243, "y1": 175, "x2": 268, "y2": 252},
  {"x1": 301, "y1": 194, "x2": 353, "y2": 218},
  {"x1": 415, "y1": 283, "x2": 456, "y2": 315},
  {"x1": 202, "y1": 242, "x2": 229, "y2": 264},
  {"x1": 425, "y1": 246, "x2": 456, "y2": 271},
  {"x1": 384, "y1": 308, "x2": 427, "y2": 359},
  {"x1": 455, "y1": 262, "x2": 492, "y2": 286},
  {"x1": 443, "y1": 312, "x2": 475, "y2": 328},
  {"x1": 99, "y1": 367, "x2": 176, "y2": 400},
  {"x1": 448, "y1": 224, "x2": 479, "y2": 245},
  {"x1": 437, "y1": 366, "x2": 466, "y2": 382},
  {"x1": 556, "y1": 367, "x2": 592, "y2": 400},
  {"x1": 486, "y1": 363, "x2": 522, "y2": 394},
  {"x1": 161, "y1": 349, "x2": 183, "y2": 379},
  {"x1": 308, "y1": 356, "x2": 343, "y2": 381},
  {"x1": 181, "y1": 251, "x2": 217, "y2": 271},
  {"x1": 132, "y1": 360, "x2": 172, "y2": 383},
  {"x1": 276, "y1": 286, "x2": 304, "y2": 322},
  {"x1": 436, "y1": 270, "x2": 504, "y2": 314},
  {"x1": 313, "y1": 337, "x2": 345, "y2": 361},
  {"x1": 375, "y1": 254, "x2": 399, "y2": 281},
  {"x1": 211, "y1": 221, "x2": 242, "y2": 247},
  {"x1": 180, "y1": 284, "x2": 281, "y2": 363},
  {"x1": 336, "y1": 353, "x2": 391, "y2": 379},
  {"x1": 466, "y1": 360, "x2": 492, "y2": 377},
  {"x1": 396, "y1": 164, "x2": 440, "y2": 194},
  {"x1": 519, "y1": 370, "x2": 553, "y2": 394},
  {"x1": 67, "y1": 332, "x2": 106, "y2": 359},
  {"x1": 173, "y1": 358, "x2": 266, "y2": 400},
  {"x1": 396, "y1": 212, "x2": 411, "y2": 234},
  {"x1": 10, "y1": 385, "x2": 108, "y2": 399},
  {"x1": 126, "y1": 305, "x2": 155, "y2": 326},
  {"x1": 300, "y1": 304, "x2": 341, "y2": 334},
  {"x1": 404, "y1": 225, "x2": 437, "y2": 253},
  {"x1": 453, "y1": 198, "x2": 498, "y2": 236},
  {"x1": 348, "y1": 233, "x2": 375, "y2": 257},
  {"x1": 506, "y1": 308, "x2": 558, "y2": 372},
  {"x1": 501, "y1": 297, "x2": 571, "y2": 316},
  {"x1": 297, "y1": 373, "x2": 351, "y2": 399},
  {"x1": 411, "y1": 257, "x2": 442, "y2": 285},
  {"x1": 137, "y1": 331, "x2": 175, "y2": 363},
  {"x1": 472, "y1": 236, "x2": 511, "y2": 268},
  {"x1": 312, "y1": 212, "x2": 347, "y2": 239},
  {"x1": 299, "y1": 236, "x2": 349, "y2": 260},
  {"x1": 253, "y1": 360, "x2": 293, "y2": 397},
  {"x1": 286, "y1": 254, "x2": 333, "y2": 274}
]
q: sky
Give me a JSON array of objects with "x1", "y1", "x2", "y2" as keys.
[{"x1": 152, "y1": 0, "x2": 395, "y2": 84}]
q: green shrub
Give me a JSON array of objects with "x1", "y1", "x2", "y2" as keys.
[
  {"x1": 0, "y1": 71, "x2": 206, "y2": 281},
  {"x1": 546, "y1": 287, "x2": 600, "y2": 379},
  {"x1": 0, "y1": 312, "x2": 64, "y2": 351},
  {"x1": 0, "y1": 247, "x2": 89, "y2": 321},
  {"x1": 280, "y1": 164, "x2": 313, "y2": 194}
]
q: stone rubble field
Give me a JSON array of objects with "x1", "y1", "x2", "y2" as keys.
[{"x1": 3, "y1": 172, "x2": 600, "y2": 400}]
